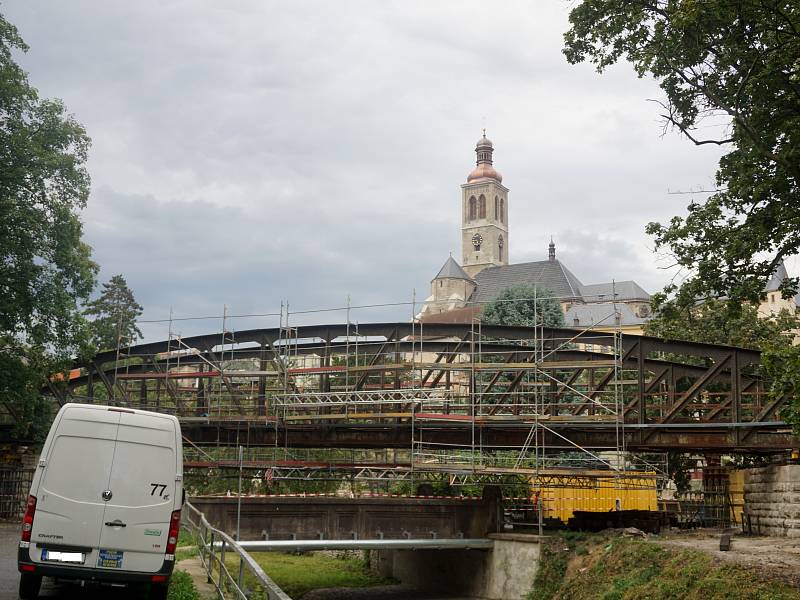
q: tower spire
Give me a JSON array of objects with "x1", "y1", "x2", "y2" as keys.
[
  {"x1": 549, "y1": 237, "x2": 556, "y2": 261},
  {"x1": 475, "y1": 131, "x2": 493, "y2": 165}
]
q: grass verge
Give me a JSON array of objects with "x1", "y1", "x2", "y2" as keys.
[
  {"x1": 225, "y1": 551, "x2": 395, "y2": 598},
  {"x1": 530, "y1": 533, "x2": 799, "y2": 600},
  {"x1": 168, "y1": 570, "x2": 201, "y2": 600},
  {"x1": 176, "y1": 527, "x2": 201, "y2": 561}
]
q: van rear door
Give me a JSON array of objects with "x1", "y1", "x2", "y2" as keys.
[
  {"x1": 31, "y1": 407, "x2": 120, "y2": 562},
  {"x1": 96, "y1": 411, "x2": 179, "y2": 573}
]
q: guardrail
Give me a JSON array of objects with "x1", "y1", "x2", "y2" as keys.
[
  {"x1": 233, "y1": 538, "x2": 494, "y2": 552},
  {"x1": 182, "y1": 501, "x2": 292, "y2": 600}
]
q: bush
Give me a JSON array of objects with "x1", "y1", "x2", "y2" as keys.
[{"x1": 167, "y1": 570, "x2": 200, "y2": 600}]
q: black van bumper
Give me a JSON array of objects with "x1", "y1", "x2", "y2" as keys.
[{"x1": 18, "y1": 545, "x2": 174, "y2": 583}]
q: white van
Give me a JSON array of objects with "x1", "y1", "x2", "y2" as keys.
[{"x1": 17, "y1": 404, "x2": 184, "y2": 599}]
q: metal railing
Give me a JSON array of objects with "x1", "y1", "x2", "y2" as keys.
[{"x1": 182, "y1": 501, "x2": 292, "y2": 600}]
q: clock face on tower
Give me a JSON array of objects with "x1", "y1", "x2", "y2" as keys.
[{"x1": 472, "y1": 233, "x2": 483, "y2": 249}]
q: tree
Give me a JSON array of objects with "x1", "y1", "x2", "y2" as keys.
[
  {"x1": 564, "y1": 1, "x2": 800, "y2": 308},
  {"x1": 84, "y1": 275, "x2": 144, "y2": 351},
  {"x1": 0, "y1": 13, "x2": 96, "y2": 439},
  {"x1": 644, "y1": 297, "x2": 798, "y2": 349},
  {"x1": 481, "y1": 284, "x2": 565, "y2": 328}
]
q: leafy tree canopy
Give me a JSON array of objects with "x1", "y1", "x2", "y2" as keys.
[
  {"x1": 644, "y1": 297, "x2": 798, "y2": 349},
  {"x1": 481, "y1": 284, "x2": 565, "y2": 328},
  {"x1": 0, "y1": 13, "x2": 96, "y2": 439},
  {"x1": 84, "y1": 275, "x2": 143, "y2": 352},
  {"x1": 564, "y1": 1, "x2": 800, "y2": 308}
]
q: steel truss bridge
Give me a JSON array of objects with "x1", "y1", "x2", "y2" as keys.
[{"x1": 43, "y1": 322, "x2": 799, "y2": 486}]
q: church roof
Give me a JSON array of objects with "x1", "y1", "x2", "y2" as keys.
[
  {"x1": 565, "y1": 302, "x2": 647, "y2": 327},
  {"x1": 469, "y1": 259, "x2": 584, "y2": 304},
  {"x1": 434, "y1": 256, "x2": 473, "y2": 281},
  {"x1": 765, "y1": 261, "x2": 790, "y2": 292},
  {"x1": 580, "y1": 281, "x2": 650, "y2": 302}
]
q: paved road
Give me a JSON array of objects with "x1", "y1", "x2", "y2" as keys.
[
  {"x1": 0, "y1": 523, "x2": 20, "y2": 600},
  {"x1": 0, "y1": 522, "x2": 142, "y2": 600}
]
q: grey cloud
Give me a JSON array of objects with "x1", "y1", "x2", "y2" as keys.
[{"x1": 3, "y1": 1, "x2": 725, "y2": 341}]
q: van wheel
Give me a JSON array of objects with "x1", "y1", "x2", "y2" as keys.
[
  {"x1": 18, "y1": 573, "x2": 42, "y2": 599},
  {"x1": 149, "y1": 583, "x2": 169, "y2": 600}
]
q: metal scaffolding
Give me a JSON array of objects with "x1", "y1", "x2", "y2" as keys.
[{"x1": 47, "y1": 292, "x2": 798, "y2": 492}]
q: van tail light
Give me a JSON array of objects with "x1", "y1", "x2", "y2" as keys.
[
  {"x1": 21, "y1": 495, "x2": 36, "y2": 542},
  {"x1": 165, "y1": 509, "x2": 181, "y2": 555}
]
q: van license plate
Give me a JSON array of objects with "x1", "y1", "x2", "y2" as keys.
[
  {"x1": 97, "y1": 549, "x2": 124, "y2": 568},
  {"x1": 41, "y1": 550, "x2": 85, "y2": 564}
]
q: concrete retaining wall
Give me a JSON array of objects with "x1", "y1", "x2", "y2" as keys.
[
  {"x1": 371, "y1": 533, "x2": 540, "y2": 600},
  {"x1": 744, "y1": 464, "x2": 800, "y2": 538},
  {"x1": 189, "y1": 494, "x2": 498, "y2": 541}
]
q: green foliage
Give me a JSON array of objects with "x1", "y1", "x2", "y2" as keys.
[
  {"x1": 761, "y1": 342, "x2": 800, "y2": 436},
  {"x1": 645, "y1": 298, "x2": 798, "y2": 350},
  {"x1": 167, "y1": 570, "x2": 201, "y2": 600},
  {"x1": 529, "y1": 532, "x2": 594, "y2": 600},
  {"x1": 237, "y1": 551, "x2": 394, "y2": 598},
  {"x1": 175, "y1": 527, "x2": 201, "y2": 561},
  {"x1": 481, "y1": 284, "x2": 565, "y2": 328},
  {"x1": 0, "y1": 12, "x2": 96, "y2": 439},
  {"x1": 667, "y1": 452, "x2": 695, "y2": 497},
  {"x1": 0, "y1": 352, "x2": 53, "y2": 440},
  {"x1": 83, "y1": 274, "x2": 143, "y2": 351},
  {"x1": 533, "y1": 536, "x2": 798, "y2": 600},
  {"x1": 184, "y1": 471, "x2": 340, "y2": 496},
  {"x1": 564, "y1": 1, "x2": 800, "y2": 309}
]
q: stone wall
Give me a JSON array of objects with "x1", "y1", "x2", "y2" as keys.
[{"x1": 744, "y1": 464, "x2": 800, "y2": 538}]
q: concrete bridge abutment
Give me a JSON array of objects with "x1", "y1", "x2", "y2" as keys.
[{"x1": 370, "y1": 533, "x2": 540, "y2": 600}]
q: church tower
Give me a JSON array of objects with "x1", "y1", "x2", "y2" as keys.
[{"x1": 461, "y1": 132, "x2": 509, "y2": 278}]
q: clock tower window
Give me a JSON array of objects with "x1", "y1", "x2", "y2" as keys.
[
  {"x1": 469, "y1": 196, "x2": 477, "y2": 221},
  {"x1": 478, "y1": 195, "x2": 486, "y2": 219}
]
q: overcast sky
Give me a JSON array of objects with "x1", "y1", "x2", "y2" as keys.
[{"x1": 4, "y1": 1, "x2": 756, "y2": 341}]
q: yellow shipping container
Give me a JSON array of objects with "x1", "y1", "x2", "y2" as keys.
[
  {"x1": 728, "y1": 469, "x2": 745, "y2": 526},
  {"x1": 534, "y1": 472, "x2": 658, "y2": 523}
]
